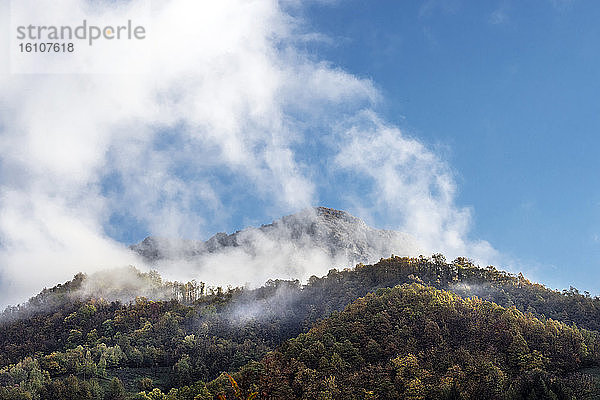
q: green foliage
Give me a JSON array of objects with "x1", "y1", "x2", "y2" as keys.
[
  {"x1": 232, "y1": 283, "x2": 600, "y2": 399},
  {"x1": 3, "y1": 256, "x2": 600, "y2": 398},
  {"x1": 232, "y1": 284, "x2": 600, "y2": 399},
  {"x1": 105, "y1": 377, "x2": 126, "y2": 400}
]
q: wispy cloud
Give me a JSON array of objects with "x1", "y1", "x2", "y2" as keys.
[
  {"x1": 549, "y1": 0, "x2": 576, "y2": 12},
  {"x1": 333, "y1": 112, "x2": 497, "y2": 264},
  {"x1": 489, "y1": 5, "x2": 509, "y2": 25},
  {"x1": 0, "y1": 0, "x2": 497, "y2": 307},
  {"x1": 419, "y1": 0, "x2": 462, "y2": 19}
]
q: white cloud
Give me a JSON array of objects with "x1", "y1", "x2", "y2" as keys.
[
  {"x1": 489, "y1": 2, "x2": 510, "y2": 25},
  {"x1": 0, "y1": 0, "x2": 497, "y2": 307},
  {"x1": 334, "y1": 112, "x2": 498, "y2": 264},
  {"x1": 489, "y1": 8, "x2": 508, "y2": 25}
]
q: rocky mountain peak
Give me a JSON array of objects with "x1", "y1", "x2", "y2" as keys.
[{"x1": 130, "y1": 207, "x2": 420, "y2": 267}]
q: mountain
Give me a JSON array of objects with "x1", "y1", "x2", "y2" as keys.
[
  {"x1": 3, "y1": 255, "x2": 600, "y2": 399},
  {"x1": 130, "y1": 207, "x2": 420, "y2": 267},
  {"x1": 4, "y1": 209, "x2": 600, "y2": 399}
]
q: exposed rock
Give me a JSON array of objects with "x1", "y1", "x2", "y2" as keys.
[{"x1": 130, "y1": 207, "x2": 420, "y2": 266}]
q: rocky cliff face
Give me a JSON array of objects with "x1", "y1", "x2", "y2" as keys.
[{"x1": 130, "y1": 207, "x2": 420, "y2": 267}]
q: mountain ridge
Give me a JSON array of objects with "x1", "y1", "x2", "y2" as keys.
[
  {"x1": 3, "y1": 255, "x2": 600, "y2": 398},
  {"x1": 130, "y1": 206, "x2": 420, "y2": 268}
]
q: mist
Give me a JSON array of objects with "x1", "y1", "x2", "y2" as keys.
[
  {"x1": 0, "y1": 0, "x2": 498, "y2": 308},
  {"x1": 131, "y1": 207, "x2": 423, "y2": 290}
]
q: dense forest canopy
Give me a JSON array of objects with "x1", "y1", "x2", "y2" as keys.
[{"x1": 2, "y1": 255, "x2": 600, "y2": 399}]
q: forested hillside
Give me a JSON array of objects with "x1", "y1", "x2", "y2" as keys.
[
  {"x1": 2, "y1": 255, "x2": 600, "y2": 399},
  {"x1": 231, "y1": 284, "x2": 600, "y2": 399}
]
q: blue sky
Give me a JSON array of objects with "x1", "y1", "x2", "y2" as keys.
[
  {"x1": 289, "y1": 0, "x2": 600, "y2": 293},
  {"x1": 1, "y1": 0, "x2": 600, "y2": 305}
]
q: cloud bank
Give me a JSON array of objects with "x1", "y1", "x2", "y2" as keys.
[{"x1": 0, "y1": 0, "x2": 496, "y2": 307}]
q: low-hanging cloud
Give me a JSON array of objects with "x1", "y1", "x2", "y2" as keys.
[
  {"x1": 132, "y1": 207, "x2": 423, "y2": 289},
  {"x1": 0, "y1": 0, "x2": 497, "y2": 307}
]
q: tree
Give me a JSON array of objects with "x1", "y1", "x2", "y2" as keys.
[
  {"x1": 104, "y1": 377, "x2": 125, "y2": 400},
  {"x1": 138, "y1": 377, "x2": 154, "y2": 392}
]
